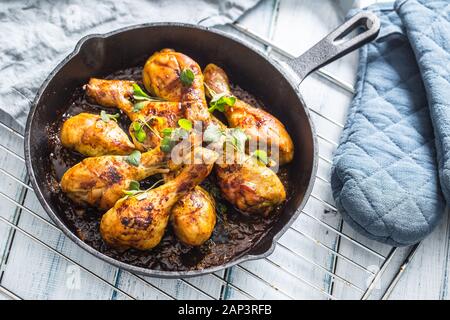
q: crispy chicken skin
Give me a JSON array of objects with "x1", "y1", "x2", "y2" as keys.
[
  {"x1": 85, "y1": 78, "x2": 188, "y2": 151},
  {"x1": 142, "y1": 49, "x2": 211, "y2": 122},
  {"x1": 85, "y1": 78, "x2": 135, "y2": 116},
  {"x1": 86, "y1": 78, "x2": 186, "y2": 122},
  {"x1": 171, "y1": 186, "x2": 216, "y2": 246},
  {"x1": 203, "y1": 63, "x2": 294, "y2": 165},
  {"x1": 215, "y1": 155, "x2": 286, "y2": 216},
  {"x1": 60, "y1": 113, "x2": 135, "y2": 156},
  {"x1": 100, "y1": 147, "x2": 218, "y2": 250},
  {"x1": 60, "y1": 147, "x2": 168, "y2": 210},
  {"x1": 141, "y1": 50, "x2": 221, "y2": 244}
]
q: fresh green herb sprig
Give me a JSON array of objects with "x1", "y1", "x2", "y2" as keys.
[
  {"x1": 205, "y1": 84, "x2": 236, "y2": 113},
  {"x1": 126, "y1": 150, "x2": 141, "y2": 167},
  {"x1": 122, "y1": 179, "x2": 164, "y2": 200},
  {"x1": 251, "y1": 149, "x2": 269, "y2": 165},
  {"x1": 123, "y1": 180, "x2": 141, "y2": 196},
  {"x1": 226, "y1": 128, "x2": 247, "y2": 153},
  {"x1": 180, "y1": 68, "x2": 195, "y2": 86},
  {"x1": 132, "y1": 121, "x2": 146, "y2": 143},
  {"x1": 208, "y1": 93, "x2": 236, "y2": 113},
  {"x1": 100, "y1": 110, "x2": 120, "y2": 123},
  {"x1": 203, "y1": 124, "x2": 248, "y2": 153},
  {"x1": 132, "y1": 83, "x2": 165, "y2": 112},
  {"x1": 160, "y1": 118, "x2": 193, "y2": 153},
  {"x1": 133, "y1": 101, "x2": 148, "y2": 112},
  {"x1": 203, "y1": 124, "x2": 224, "y2": 143},
  {"x1": 131, "y1": 115, "x2": 163, "y2": 144}
]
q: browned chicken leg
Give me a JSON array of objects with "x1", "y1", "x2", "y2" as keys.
[
  {"x1": 215, "y1": 150, "x2": 286, "y2": 216},
  {"x1": 85, "y1": 78, "x2": 135, "y2": 116},
  {"x1": 60, "y1": 147, "x2": 168, "y2": 210},
  {"x1": 170, "y1": 186, "x2": 216, "y2": 246},
  {"x1": 100, "y1": 147, "x2": 218, "y2": 250},
  {"x1": 142, "y1": 50, "x2": 220, "y2": 245},
  {"x1": 203, "y1": 63, "x2": 294, "y2": 165},
  {"x1": 60, "y1": 112, "x2": 135, "y2": 156},
  {"x1": 85, "y1": 78, "x2": 187, "y2": 150},
  {"x1": 142, "y1": 49, "x2": 211, "y2": 123},
  {"x1": 163, "y1": 165, "x2": 216, "y2": 246},
  {"x1": 86, "y1": 78, "x2": 183, "y2": 120}
]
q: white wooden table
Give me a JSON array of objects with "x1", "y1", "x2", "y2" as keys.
[{"x1": 0, "y1": 0, "x2": 449, "y2": 300}]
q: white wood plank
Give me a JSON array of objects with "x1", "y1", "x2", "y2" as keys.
[
  {"x1": 0, "y1": 123, "x2": 29, "y2": 285},
  {"x1": 1, "y1": 189, "x2": 124, "y2": 300},
  {"x1": 0, "y1": 121, "x2": 129, "y2": 299},
  {"x1": 116, "y1": 272, "x2": 226, "y2": 300},
  {"x1": 386, "y1": 212, "x2": 450, "y2": 300}
]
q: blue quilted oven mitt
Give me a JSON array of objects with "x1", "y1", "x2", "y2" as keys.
[
  {"x1": 331, "y1": 2, "x2": 446, "y2": 246},
  {"x1": 396, "y1": 0, "x2": 450, "y2": 205}
]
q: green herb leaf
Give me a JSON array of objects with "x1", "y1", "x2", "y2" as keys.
[
  {"x1": 178, "y1": 118, "x2": 192, "y2": 131},
  {"x1": 123, "y1": 190, "x2": 140, "y2": 196},
  {"x1": 126, "y1": 150, "x2": 141, "y2": 166},
  {"x1": 160, "y1": 136, "x2": 174, "y2": 153},
  {"x1": 135, "y1": 128, "x2": 147, "y2": 143},
  {"x1": 159, "y1": 118, "x2": 191, "y2": 152},
  {"x1": 133, "y1": 101, "x2": 148, "y2": 112},
  {"x1": 131, "y1": 121, "x2": 146, "y2": 143},
  {"x1": 100, "y1": 110, "x2": 120, "y2": 123},
  {"x1": 172, "y1": 128, "x2": 189, "y2": 141},
  {"x1": 180, "y1": 68, "x2": 195, "y2": 86},
  {"x1": 122, "y1": 179, "x2": 162, "y2": 198},
  {"x1": 132, "y1": 83, "x2": 165, "y2": 105},
  {"x1": 170, "y1": 128, "x2": 189, "y2": 141},
  {"x1": 123, "y1": 180, "x2": 141, "y2": 196},
  {"x1": 252, "y1": 149, "x2": 269, "y2": 165},
  {"x1": 132, "y1": 121, "x2": 142, "y2": 131},
  {"x1": 133, "y1": 83, "x2": 150, "y2": 99},
  {"x1": 203, "y1": 124, "x2": 224, "y2": 143},
  {"x1": 129, "y1": 180, "x2": 140, "y2": 191},
  {"x1": 161, "y1": 128, "x2": 173, "y2": 137},
  {"x1": 208, "y1": 93, "x2": 236, "y2": 113}
]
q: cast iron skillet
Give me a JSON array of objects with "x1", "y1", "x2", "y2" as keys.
[{"x1": 25, "y1": 12, "x2": 380, "y2": 278}]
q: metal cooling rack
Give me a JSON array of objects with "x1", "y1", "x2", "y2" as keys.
[{"x1": 0, "y1": 22, "x2": 421, "y2": 300}]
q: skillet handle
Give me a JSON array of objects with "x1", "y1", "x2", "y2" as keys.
[{"x1": 286, "y1": 11, "x2": 380, "y2": 84}]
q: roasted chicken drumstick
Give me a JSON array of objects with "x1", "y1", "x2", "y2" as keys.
[
  {"x1": 60, "y1": 112, "x2": 135, "y2": 156},
  {"x1": 100, "y1": 147, "x2": 218, "y2": 250},
  {"x1": 142, "y1": 48, "x2": 211, "y2": 123},
  {"x1": 204, "y1": 63, "x2": 294, "y2": 165},
  {"x1": 60, "y1": 147, "x2": 168, "y2": 210},
  {"x1": 215, "y1": 152, "x2": 286, "y2": 216}
]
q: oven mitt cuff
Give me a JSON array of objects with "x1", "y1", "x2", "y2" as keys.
[{"x1": 330, "y1": 4, "x2": 445, "y2": 246}]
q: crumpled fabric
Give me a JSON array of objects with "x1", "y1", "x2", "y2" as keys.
[{"x1": 0, "y1": 0, "x2": 260, "y2": 127}]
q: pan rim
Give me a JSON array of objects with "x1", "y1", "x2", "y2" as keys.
[{"x1": 24, "y1": 22, "x2": 319, "y2": 278}]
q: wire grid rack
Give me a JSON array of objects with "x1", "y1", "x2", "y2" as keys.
[{"x1": 0, "y1": 22, "x2": 421, "y2": 301}]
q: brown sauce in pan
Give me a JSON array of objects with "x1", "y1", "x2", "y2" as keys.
[{"x1": 48, "y1": 67, "x2": 293, "y2": 271}]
